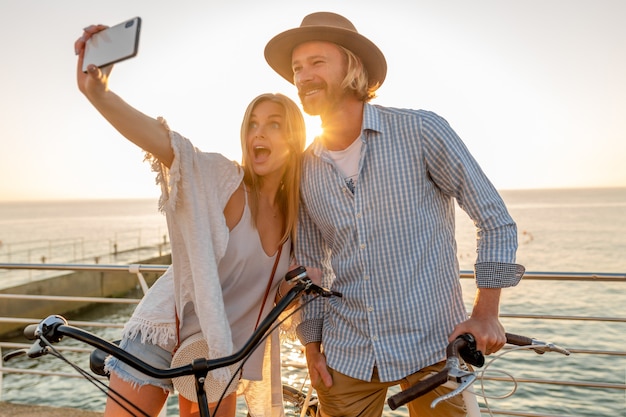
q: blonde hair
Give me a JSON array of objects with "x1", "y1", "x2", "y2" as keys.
[
  {"x1": 239, "y1": 93, "x2": 306, "y2": 246},
  {"x1": 338, "y1": 45, "x2": 379, "y2": 102}
]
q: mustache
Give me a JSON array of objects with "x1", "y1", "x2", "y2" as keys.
[{"x1": 297, "y1": 82, "x2": 326, "y2": 97}]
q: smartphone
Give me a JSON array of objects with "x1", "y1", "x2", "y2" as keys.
[{"x1": 82, "y1": 17, "x2": 141, "y2": 72}]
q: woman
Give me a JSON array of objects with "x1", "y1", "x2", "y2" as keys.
[{"x1": 75, "y1": 25, "x2": 308, "y2": 417}]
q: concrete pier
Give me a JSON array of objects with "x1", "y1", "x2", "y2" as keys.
[{"x1": 0, "y1": 254, "x2": 171, "y2": 337}]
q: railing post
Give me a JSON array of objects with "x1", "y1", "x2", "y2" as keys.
[
  {"x1": 0, "y1": 346, "x2": 4, "y2": 401},
  {"x1": 129, "y1": 264, "x2": 149, "y2": 294}
]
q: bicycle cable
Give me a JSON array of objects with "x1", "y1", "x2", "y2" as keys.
[
  {"x1": 474, "y1": 345, "x2": 539, "y2": 417},
  {"x1": 37, "y1": 335, "x2": 151, "y2": 417},
  {"x1": 26, "y1": 291, "x2": 321, "y2": 417},
  {"x1": 203, "y1": 294, "x2": 318, "y2": 416}
]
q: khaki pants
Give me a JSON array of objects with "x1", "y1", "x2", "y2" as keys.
[{"x1": 314, "y1": 362, "x2": 467, "y2": 417}]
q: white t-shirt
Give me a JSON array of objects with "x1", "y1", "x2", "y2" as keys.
[{"x1": 327, "y1": 137, "x2": 362, "y2": 193}]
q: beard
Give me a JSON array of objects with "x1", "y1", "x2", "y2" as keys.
[{"x1": 298, "y1": 81, "x2": 346, "y2": 117}]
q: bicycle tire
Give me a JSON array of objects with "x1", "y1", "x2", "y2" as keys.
[{"x1": 282, "y1": 384, "x2": 318, "y2": 417}]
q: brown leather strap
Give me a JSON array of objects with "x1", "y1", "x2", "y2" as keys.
[
  {"x1": 174, "y1": 308, "x2": 181, "y2": 354},
  {"x1": 254, "y1": 244, "x2": 283, "y2": 330},
  {"x1": 173, "y1": 244, "x2": 283, "y2": 354}
]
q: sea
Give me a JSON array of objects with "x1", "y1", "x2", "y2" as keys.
[
  {"x1": 0, "y1": 188, "x2": 625, "y2": 416},
  {"x1": 0, "y1": 198, "x2": 169, "y2": 287}
]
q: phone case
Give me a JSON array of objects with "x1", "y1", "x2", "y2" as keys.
[{"x1": 82, "y1": 17, "x2": 141, "y2": 72}]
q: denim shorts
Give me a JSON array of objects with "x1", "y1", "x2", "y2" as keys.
[{"x1": 105, "y1": 333, "x2": 174, "y2": 392}]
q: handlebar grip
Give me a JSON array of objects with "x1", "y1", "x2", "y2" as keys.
[
  {"x1": 453, "y1": 334, "x2": 485, "y2": 367},
  {"x1": 387, "y1": 369, "x2": 448, "y2": 410},
  {"x1": 506, "y1": 333, "x2": 534, "y2": 346},
  {"x1": 24, "y1": 324, "x2": 39, "y2": 340}
]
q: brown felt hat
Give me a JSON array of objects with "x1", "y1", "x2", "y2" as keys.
[{"x1": 265, "y1": 12, "x2": 387, "y2": 87}]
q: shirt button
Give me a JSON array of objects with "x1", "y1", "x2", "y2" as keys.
[
  {"x1": 363, "y1": 275, "x2": 370, "y2": 281},
  {"x1": 367, "y1": 306, "x2": 374, "y2": 312},
  {"x1": 359, "y1": 243, "x2": 366, "y2": 249},
  {"x1": 356, "y1": 212, "x2": 362, "y2": 218},
  {"x1": 372, "y1": 336, "x2": 378, "y2": 341}
]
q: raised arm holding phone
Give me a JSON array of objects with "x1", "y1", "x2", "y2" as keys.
[{"x1": 74, "y1": 21, "x2": 309, "y2": 417}]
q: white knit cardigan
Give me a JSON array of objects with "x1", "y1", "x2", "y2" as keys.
[{"x1": 121, "y1": 126, "x2": 285, "y2": 416}]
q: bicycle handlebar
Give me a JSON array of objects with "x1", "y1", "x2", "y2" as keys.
[
  {"x1": 9, "y1": 267, "x2": 342, "y2": 381},
  {"x1": 387, "y1": 332, "x2": 570, "y2": 410}
]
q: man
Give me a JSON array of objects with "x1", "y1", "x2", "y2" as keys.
[{"x1": 265, "y1": 12, "x2": 525, "y2": 417}]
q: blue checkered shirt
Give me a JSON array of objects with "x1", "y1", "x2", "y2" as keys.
[{"x1": 295, "y1": 103, "x2": 524, "y2": 382}]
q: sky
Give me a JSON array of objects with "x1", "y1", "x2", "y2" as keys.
[{"x1": 1, "y1": 0, "x2": 625, "y2": 202}]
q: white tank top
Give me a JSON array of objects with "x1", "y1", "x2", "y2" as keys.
[{"x1": 179, "y1": 189, "x2": 290, "y2": 380}]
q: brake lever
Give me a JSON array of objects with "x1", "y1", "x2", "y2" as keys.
[
  {"x1": 529, "y1": 340, "x2": 571, "y2": 356},
  {"x1": 431, "y1": 365, "x2": 477, "y2": 408},
  {"x1": 27, "y1": 341, "x2": 51, "y2": 358},
  {"x1": 3, "y1": 339, "x2": 52, "y2": 360},
  {"x1": 2, "y1": 348, "x2": 28, "y2": 362},
  {"x1": 430, "y1": 357, "x2": 477, "y2": 408}
]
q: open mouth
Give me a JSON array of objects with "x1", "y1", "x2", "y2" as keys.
[{"x1": 253, "y1": 146, "x2": 271, "y2": 161}]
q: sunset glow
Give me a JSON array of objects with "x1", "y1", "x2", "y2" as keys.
[{"x1": 1, "y1": 1, "x2": 624, "y2": 201}]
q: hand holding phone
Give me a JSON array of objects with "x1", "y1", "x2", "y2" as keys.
[{"x1": 82, "y1": 17, "x2": 141, "y2": 73}]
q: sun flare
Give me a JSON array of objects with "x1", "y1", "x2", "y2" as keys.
[{"x1": 304, "y1": 115, "x2": 322, "y2": 146}]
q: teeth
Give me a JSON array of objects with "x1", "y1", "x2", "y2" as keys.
[{"x1": 253, "y1": 145, "x2": 271, "y2": 158}]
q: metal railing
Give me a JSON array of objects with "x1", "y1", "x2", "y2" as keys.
[
  {"x1": 0, "y1": 264, "x2": 624, "y2": 417},
  {"x1": 0, "y1": 232, "x2": 169, "y2": 265},
  {"x1": 0, "y1": 262, "x2": 169, "y2": 417},
  {"x1": 0, "y1": 233, "x2": 170, "y2": 289}
]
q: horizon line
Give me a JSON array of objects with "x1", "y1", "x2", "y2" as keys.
[{"x1": 1, "y1": 185, "x2": 625, "y2": 204}]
